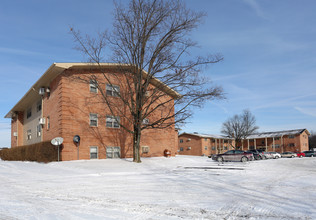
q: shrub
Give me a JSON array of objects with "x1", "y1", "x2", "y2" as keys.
[{"x1": 0, "y1": 141, "x2": 59, "y2": 163}]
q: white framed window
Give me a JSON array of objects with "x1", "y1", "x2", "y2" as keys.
[
  {"x1": 90, "y1": 146, "x2": 98, "y2": 159},
  {"x1": 36, "y1": 100, "x2": 42, "y2": 112},
  {"x1": 27, "y1": 129, "x2": 32, "y2": 140},
  {"x1": 90, "y1": 79, "x2": 98, "y2": 93},
  {"x1": 106, "y1": 146, "x2": 121, "y2": 158},
  {"x1": 27, "y1": 108, "x2": 32, "y2": 119},
  {"x1": 106, "y1": 84, "x2": 120, "y2": 97},
  {"x1": 36, "y1": 125, "x2": 42, "y2": 137},
  {"x1": 89, "y1": 113, "x2": 98, "y2": 127},
  {"x1": 106, "y1": 115, "x2": 120, "y2": 128}
]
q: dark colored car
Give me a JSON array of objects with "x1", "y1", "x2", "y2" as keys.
[
  {"x1": 302, "y1": 151, "x2": 316, "y2": 157},
  {"x1": 212, "y1": 150, "x2": 254, "y2": 162},
  {"x1": 247, "y1": 149, "x2": 263, "y2": 160}
]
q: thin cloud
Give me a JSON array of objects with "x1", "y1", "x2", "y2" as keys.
[
  {"x1": 242, "y1": 0, "x2": 270, "y2": 20},
  {"x1": 295, "y1": 107, "x2": 316, "y2": 118},
  {"x1": 0, "y1": 47, "x2": 44, "y2": 56}
]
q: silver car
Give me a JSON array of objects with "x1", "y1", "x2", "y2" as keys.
[
  {"x1": 281, "y1": 152, "x2": 297, "y2": 158},
  {"x1": 269, "y1": 152, "x2": 281, "y2": 159}
]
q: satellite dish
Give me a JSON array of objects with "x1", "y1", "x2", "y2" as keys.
[{"x1": 51, "y1": 137, "x2": 63, "y2": 146}]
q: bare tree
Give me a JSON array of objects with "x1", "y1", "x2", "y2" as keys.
[
  {"x1": 71, "y1": 0, "x2": 224, "y2": 162},
  {"x1": 221, "y1": 110, "x2": 259, "y2": 149}
]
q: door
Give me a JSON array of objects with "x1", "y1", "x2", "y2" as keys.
[{"x1": 106, "y1": 147, "x2": 121, "y2": 158}]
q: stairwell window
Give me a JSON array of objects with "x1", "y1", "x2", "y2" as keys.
[
  {"x1": 90, "y1": 113, "x2": 98, "y2": 127},
  {"x1": 106, "y1": 84, "x2": 120, "y2": 97},
  {"x1": 36, "y1": 125, "x2": 42, "y2": 137},
  {"x1": 90, "y1": 79, "x2": 98, "y2": 93},
  {"x1": 106, "y1": 115, "x2": 120, "y2": 128}
]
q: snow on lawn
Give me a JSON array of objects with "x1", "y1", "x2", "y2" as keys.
[{"x1": 0, "y1": 156, "x2": 315, "y2": 220}]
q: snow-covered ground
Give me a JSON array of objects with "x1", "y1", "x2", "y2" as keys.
[{"x1": 0, "y1": 156, "x2": 315, "y2": 220}]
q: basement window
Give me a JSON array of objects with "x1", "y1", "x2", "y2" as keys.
[{"x1": 90, "y1": 146, "x2": 98, "y2": 159}]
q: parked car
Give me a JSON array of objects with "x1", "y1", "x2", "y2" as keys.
[
  {"x1": 268, "y1": 152, "x2": 281, "y2": 159},
  {"x1": 212, "y1": 150, "x2": 254, "y2": 162},
  {"x1": 295, "y1": 152, "x2": 306, "y2": 158},
  {"x1": 281, "y1": 152, "x2": 297, "y2": 158},
  {"x1": 247, "y1": 149, "x2": 264, "y2": 160},
  {"x1": 302, "y1": 151, "x2": 316, "y2": 157},
  {"x1": 261, "y1": 151, "x2": 273, "y2": 159}
]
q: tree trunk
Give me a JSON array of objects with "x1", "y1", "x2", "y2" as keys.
[{"x1": 133, "y1": 123, "x2": 142, "y2": 163}]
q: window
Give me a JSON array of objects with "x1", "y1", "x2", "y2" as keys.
[
  {"x1": 106, "y1": 115, "x2": 120, "y2": 128},
  {"x1": 289, "y1": 135, "x2": 295, "y2": 139},
  {"x1": 261, "y1": 140, "x2": 265, "y2": 145},
  {"x1": 27, "y1": 129, "x2": 31, "y2": 140},
  {"x1": 106, "y1": 84, "x2": 120, "y2": 97},
  {"x1": 180, "y1": 147, "x2": 184, "y2": 151},
  {"x1": 179, "y1": 139, "x2": 183, "y2": 143},
  {"x1": 204, "y1": 138, "x2": 207, "y2": 141},
  {"x1": 106, "y1": 146, "x2": 121, "y2": 158},
  {"x1": 36, "y1": 125, "x2": 42, "y2": 137},
  {"x1": 288, "y1": 143, "x2": 295, "y2": 147},
  {"x1": 27, "y1": 108, "x2": 32, "y2": 119},
  {"x1": 89, "y1": 113, "x2": 98, "y2": 127},
  {"x1": 224, "y1": 146, "x2": 228, "y2": 150},
  {"x1": 224, "y1": 140, "x2": 228, "y2": 143},
  {"x1": 90, "y1": 146, "x2": 98, "y2": 159},
  {"x1": 36, "y1": 100, "x2": 42, "y2": 112},
  {"x1": 47, "y1": 116, "x2": 50, "y2": 130},
  {"x1": 212, "y1": 147, "x2": 216, "y2": 150},
  {"x1": 275, "y1": 144, "x2": 280, "y2": 148},
  {"x1": 275, "y1": 137, "x2": 280, "y2": 140},
  {"x1": 204, "y1": 146, "x2": 208, "y2": 150},
  {"x1": 90, "y1": 79, "x2": 98, "y2": 93},
  {"x1": 212, "y1": 139, "x2": 216, "y2": 143}
]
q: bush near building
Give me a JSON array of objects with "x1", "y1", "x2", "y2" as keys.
[{"x1": 0, "y1": 141, "x2": 59, "y2": 163}]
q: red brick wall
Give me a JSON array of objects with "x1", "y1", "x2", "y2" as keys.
[
  {"x1": 39, "y1": 68, "x2": 177, "y2": 161},
  {"x1": 11, "y1": 112, "x2": 24, "y2": 148}
]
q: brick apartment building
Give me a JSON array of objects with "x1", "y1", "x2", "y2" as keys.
[
  {"x1": 239, "y1": 129, "x2": 310, "y2": 153},
  {"x1": 5, "y1": 63, "x2": 179, "y2": 161},
  {"x1": 178, "y1": 132, "x2": 234, "y2": 156}
]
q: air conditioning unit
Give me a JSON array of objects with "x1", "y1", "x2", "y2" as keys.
[
  {"x1": 187, "y1": 138, "x2": 191, "y2": 141},
  {"x1": 187, "y1": 147, "x2": 191, "y2": 150},
  {"x1": 142, "y1": 146, "x2": 150, "y2": 153},
  {"x1": 39, "y1": 87, "x2": 45, "y2": 95},
  {"x1": 142, "y1": 118, "x2": 149, "y2": 124},
  {"x1": 39, "y1": 117, "x2": 46, "y2": 125},
  {"x1": 46, "y1": 87, "x2": 50, "y2": 93},
  {"x1": 13, "y1": 132, "x2": 18, "y2": 137}
]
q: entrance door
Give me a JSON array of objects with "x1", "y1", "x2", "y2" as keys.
[{"x1": 106, "y1": 147, "x2": 121, "y2": 158}]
